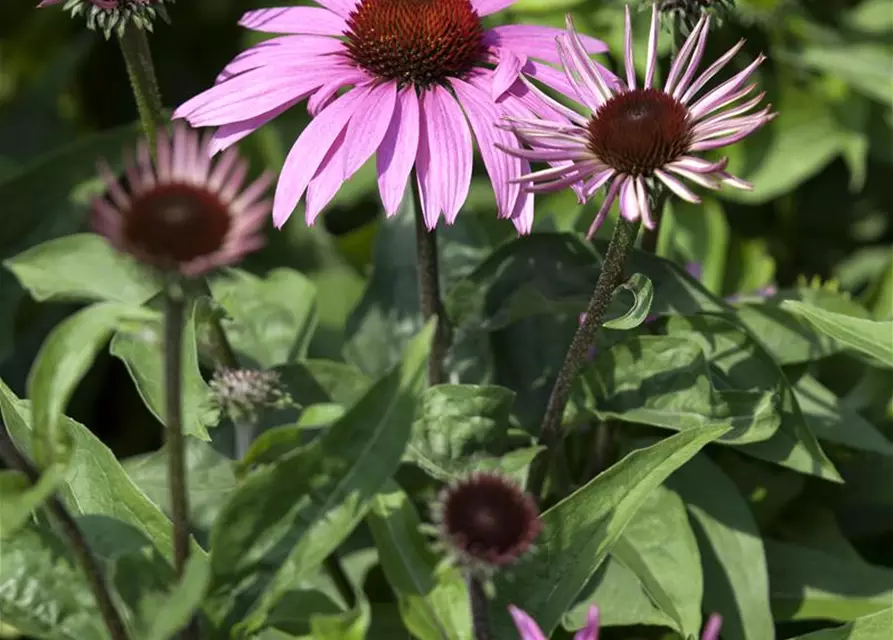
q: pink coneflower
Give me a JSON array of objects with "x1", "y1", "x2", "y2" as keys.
[
  {"x1": 173, "y1": 0, "x2": 613, "y2": 233},
  {"x1": 92, "y1": 123, "x2": 270, "y2": 277},
  {"x1": 38, "y1": 0, "x2": 172, "y2": 36},
  {"x1": 509, "y1": 606, "x2": 723, "y2": 640},
  {"x1": 501, "y1": 3, "x2": 774, "y2": 237},
  {"x1": 433, "y1": 472, "x2": 541, "y2": 573}
]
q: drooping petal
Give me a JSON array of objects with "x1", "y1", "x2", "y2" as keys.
[
  {"x1": 508, "y1": 606, "x2": 548, "y2": 640},
  {"x1": 491, "y1": 48, "x2": 527, "y2": 100},
  {"x1": 377, "y1": 87, "x2": 420, "y2": 216},
  {"x1": 239, "y1": 7, "x2": 348, "y2": 36},
  {"x1": 273, "y1": 86, "x2": 369, "y2": 227},
  {"x1": 654, "y1": 168, "x2": 702, "y2": 202},
  {"x1": 484, "y1": 25, "x2": 607, "y2": 65},
  {"x1": 586, "y1": 176, "x2": 623, "y2": 238},
  {"x1": 343, "y1": 81, "x2": 398, "y2": 177},
  {"x1": 451, "y1": 76, "x2": 521, "y2": 218},
  {"x1": 619, "y1": 176, "x2": 641, "y2": 222},
  {"x1": 215, "y1": 36, "x2": 347, "y2": 83},
  {"x1": 573, "y1": 605, "x2": 601, "y2": 640},
  {"x1": 471, "y1": 0, "x2": 517, "y2": 16},
  {"x1": 509, "y1": 173, "x2": 534, "y2": 233}
]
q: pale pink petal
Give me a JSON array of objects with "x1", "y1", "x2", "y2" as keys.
[
  {"x1": 215, "y1": 36, "x2": 347, "y2": 83},
  {"x1": 208, "y1": 98, "x2": 302, "y2": 156},
  {"x1": 679, "y1": 39, "x2": 746, "y2": 104},
  {"x1": 644, "y1": 3, "x2": 660, "y2": 89},
  {"x1": 719, "y1": 172, "x2": 753, "y2": 190},
  {"x1": 239, "y1": 7, "x2": 348, "y2": 36},
  {"x1": 654, "y1": 168, "x2": 702, "y2": 202},
  {"x1": 634, "y1": 176, "x2": 654, "y2": 228},
  {"x1": 702, "y1": 614, "x2": 723, "y2": 640},
  {"x1": 491, "y1": 48, "x2": 527, "y2": 100},
  {"x1": 343, "y1": 81, "x2": 398, "y2": 177},
  {"x1": 471, "y1": 0, "x2": 517, "y2": 16},
  {"x1": 305, "y1": 129, "x2": 348, "y2": 224},
  {"x1": 377, "y1": 87, "x2": 420, "y2": 216},
  {"x1": 272, "y1": 86, "x2": 369, "y2": 227},
  {"x1": 619, "y1": 176, "x2": 640, "y2": 222},
  {"x1": 315, "y1": 0, "x2": 359, "y2": 17},
  {"x1": 484, "y1": 25, "x2": 607, "y2": 65},
  {"x1": 563, "y1": 15, "x2": 614, "y2": 103},
  {"x1": 663, "y1": 15, "x2": 708, "y2": 96},
  {"x1": 666, "y1": 165, "x2": 722, "y2": 190},
  {"x1": 508, "y1": 606, "x2": 547, "y2": 640},
  {"x1": 510, "y1": 177, "x2": 534, "y2": 233},
  {"x1": 587, "y1": 176, "x2": 623, "y2": 238},
  {"x1": 451, "y1": 77, "x2": 520, "y2": 218},
  {"x1": 574, "y1": 606, "x2": 601, "y2": 640}
]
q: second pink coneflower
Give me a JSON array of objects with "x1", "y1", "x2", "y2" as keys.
[{"x1": 501, "y1": 3, "x2": 774, "y2": 237}]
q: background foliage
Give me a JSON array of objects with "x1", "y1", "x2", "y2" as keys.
[{"x1": 0, "y1": 0, "x2": 891, "y2": 638}]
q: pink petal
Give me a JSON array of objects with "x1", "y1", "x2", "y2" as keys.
[
  {"x1": 574, "y1": 606, "x2": 601, "y2": 640},
  {"x1": 214, "y1": 36, "x2": 347, "y2": 83},
  {"x1": 305, "y1": 128, "x2": 348, "y2": 224},
  {"x1": 273, "y1": 86, "x2": 369, "y2": 228},
  {"x1": 644, "y1": 3, "x2": 660, "y2": 88},
  {"x1": 344, "y1": 81, "x2": 398, "y2": 177},
  {"x1": 508, "y1": 606, "x2": 548, "y2": 640},
  {"x1": 471, "y1": 0, "x2": 517, "y2": 16},
  {"x1": 308, "y1": 68, "x2": 370, "y2": 115},
  {"x1": 491, "y1": 48, "x2": 527, "y2": 100},
  {"x1": 208, "y1": 98, "x2": 302, "y2": 156},
  {"x1": 377, "y1": 87, "x2": 420, "y2": 216},
  {"x1": 485, "y1": 25, "x2": 607, "y2": 65},
  {"x1": 314, "y1": 0, "x2": 359, "y2": 18},
  {"x1": 587, "y1": 177, "x2": 623, "y2": 238},
  {"x1": 654, "y1": 168, "x2": 702, "y2": 202},
  {"x1": 509, "y1": 167, "x2": 534, "y2": 234},
  {"x1": 239, "y1": 7, "x2": 348, "y2": 36},
  {"x1": 450, "y1": 76, "x2": 521, "y2": 218}
]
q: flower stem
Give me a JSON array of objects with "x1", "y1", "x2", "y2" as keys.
[
  {"x1": 639, "y1": 189, "x2": 669, "y2": 254},
  {"x1": 164, "y1": 288, "x2": 191, "y2": 575},
  {"x1": 410, "y1": 171, "x2": 451, "y2": 385},
  {"x1": 117, "y1": 23, "x2": 165, "y2": 146},
  {"x1": 527, "y1": 218, "x2": 640, "y2": 499},
  {"x1": 233, "y1": 419, "x2": 255, "y2": 460},
  {"x1": 467, "y1": 575, "x2": 491, "y2": 640},
  {"x1": 0, "y1": 425, "x2": 129, "y2": 640}
]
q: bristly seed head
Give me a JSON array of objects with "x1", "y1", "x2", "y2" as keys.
[
  {"x1": 344, "y1": 0, "x2": 486, "y2": 88},
  {"x1": 434, "y1": 472, "x2": 541, "y2": 573},
  {"x1": 587, "y1": 87, "x2": 693, "y2": 176},
  {"x1": 38, "y1": 0, "x2": 174, "y2": 38},
  {"x1": 210, "y1": 368, "x2": 294, "y2": 425}
]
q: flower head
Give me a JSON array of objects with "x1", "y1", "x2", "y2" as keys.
[
  {"x1": 92, "y1": 123, "x2": 270, "y2": 277},
  {"x1": 509, "y1": 606, "x2": 724, "y2": 640},
  {"x1": 210, "y1": 368, "x2": 293, "y2": 425},
  {"x1": 38, "y1": 0, "x2": 173, "y2": 37},
  {"x1": 658, "y1": 0, "x2": 736, "y2": 35},
  {"x1": 174, "y1": 0, "x2": 615, "y2": 234},
  {"x1": 501, "y1": 3, "x2": 774, "y2": 238},
  {"x1": 433, "y1": 472, "x2": 541, "y2": 573}
]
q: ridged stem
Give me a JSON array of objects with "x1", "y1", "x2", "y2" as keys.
[{"x1": 117, "y1": 24, "x2": 164, "y2": 146}]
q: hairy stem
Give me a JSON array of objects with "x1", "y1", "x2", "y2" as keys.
[
  {"x1": 117, "y1": 23, "x2": 165, "y2": 145},
  {"x1": 410, "y1": 171, "x2": 451, "y2": 385},
  {"x1": 164, "y1": 291, "x2": 190, "y2": 573},
  {"x1": 0, "y1": 425, "x2": 129, "y2": 640},
  {"x1": 467, "y1": 575, "x2": 491, "y2": 640},
  {"x1": 527, "y1": 218, "x2": 640, "y2": 499}
]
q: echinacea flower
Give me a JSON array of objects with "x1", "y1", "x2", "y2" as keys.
[
  {"x1": 92, "y1": 123, "x2": 270, "y2": 277},
  {"x1": 173, "y1": 0, "x2": 613, "y2": 233},
  {"x1": 433, "y1": 471, "x2": 541, "y2": 572},
  {"x1": 509, "y1": 605, "x2": 724, "y2": 640},
  {"x1": 501, "y1": 3, "x2": 774, "y2": 238},
  {"x1": 38, "y1": 0, "x2": 173, "y2": 36}
]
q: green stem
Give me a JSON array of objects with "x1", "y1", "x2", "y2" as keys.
[
  {"x1": 527, "y1": 218, "x2": 641, "y2": 499},
  {"x1": 0, "y1": 425, "x2": 130, "y2": 640},
  {"x1": 410, "y1": 170, "x2": 451, "y2": 386},
  {"x1": 467, "y1": 575, "x2": 491, "y2": 640},
  {"x1": 117, "y1": 23, "x2": 165, "y2": 145}
]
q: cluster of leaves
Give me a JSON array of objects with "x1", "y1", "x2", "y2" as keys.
[{"x1": 0, "y1": 0, "x2": 891, "y2": 639}]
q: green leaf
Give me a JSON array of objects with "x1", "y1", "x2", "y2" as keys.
[
  {"x1": 582, "y1": 334, "x2": 782, "y2": 443},
  {"x1": 27, "y1": 302, "x2": 152, "y2": 466},
  {"x1": 0, "y1": 378, "x2": 176, "y2": 561},
  {"x1": 367, "y1": 480, "x2": 470, "y2": 640},
  {"x1": 792, "y1": 374, "x2": 893, "y2": 455},
  {"x1": 667, "y1": 453, "x2": 774, "y2": 640},
  {"x1": 574, "y1": 486, "x2": 703, "y2": 638},
  {"x1": 406, "y1": 384, "x2": 515, "y2": 481},
  {"x1": 110, "y1": 301, "x2": 219, "y2": 442},
  {"x1": 137, "y1": 554, "x2": 211, "y2": 640},
  {"x1": 659, "y1": 198, "x2": 729, "y2": 295},
  {"x1": 0, "y1": 465, "x2": 65, "y2": 538},
  {"x1": 0, "y1": 521, "x2": 109, "y2": 640},
  {"x1": 667, "y1": 315, "x2": 842, "y2": 482},
  {"x1": 491, "y1": 425, "x2": 729, "y2": 636},
  {"x1": 209, "y1": 267, "x2": 318, "y2": 368},
  {"x1": 4, "y1": 233, "x2": 161, "y2": 304},
  {"x1": 786, "y1": 608, "x2": 893, "y2": 639},
  {"x1": 767, "y1": 539, "x2": 893, "y2": 622},
  {"x1": 601, "y1": 273, "x2": 654, "y2": 330},
  {"x1": 781, "y1": 300, "x2": 893, "y2": 368},
  {"x1": 206, "y1": 322, "x2": 434, "y2": 634}
]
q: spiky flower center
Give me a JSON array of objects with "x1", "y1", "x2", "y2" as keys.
[
  {"x1": 344, "y1": 0, "x2": 486, "y2": 88},
  {"x1": 124, "y1": 184, "x2": 231, "y2": 264},
  {"x1": 442, "y1": 474, "x2": 540, "y2": 567},
  {"x1": 587, "y1": 88, "x2": 692, "y2": 176}
]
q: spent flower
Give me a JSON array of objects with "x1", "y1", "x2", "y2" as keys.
[
  {"x1": 210, "y1": 368, "x2": 294, "y2": 426},
  {"x1": 501, "y1": 3, "x2": 774, "y2": 238},
  {"x1": 92, "y1": 122, "x2": 270, "y2": 277},
  {"x1": 38, "y1": 0, "x2": 173, "y2": 37},
  {"x1": 433, "y1": 472, "x2": 541, "y2": 573},
  {"x1": 174, "y1": 0, "x2": 615, "y2": 233}
]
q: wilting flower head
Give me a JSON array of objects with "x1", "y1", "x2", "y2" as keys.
[
  {"x1": 501, "y1": 3, "x2": 774, "y2": 238},
  {"x1": 510, "y1": 605, "x2": 724, "y2": 640},
  {"x1": 433, "y1": 471, "x2": 541, "y2": 573},
  {"x1": 38, "y1": 0, "x2": 173, "y2": 37},
  {"x1": 174, "y1": 0, "x2": 614, "y2": 233},
  {"x1": 92, "y1": 123, "x2": 270, "y2": 277}
]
